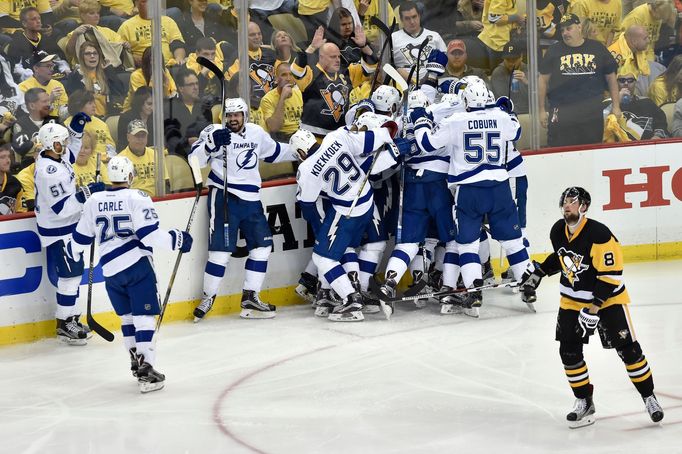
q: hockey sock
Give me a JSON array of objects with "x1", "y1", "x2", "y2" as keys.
[
  {"x1": 55, "y1": 276, "x2": 80, "y2": 320},
  {"x1": 203, "y1": 251, "x2": 230, "y2": 297},
  {"x1": 313, "y1": 254, "x2": 355, "y2": 300},
  {"x1": 618, "y1": 342, "x2": 654, "y2": 397},
  {"x1": 521, "y1": 227, "x2": 530, "y2": 249},
  {"x1": 120, "y1": 313, "x2": 136, "y2": 351},
  {"x1": 243, "y1": 247, "x2": 270, "y2": 292},
  {"x1": 561, "y1": 343, "x2": 592, "y2": 398},
  {"x1": 358, "y1": 241, "x2": 386, "y2": 291},
  {"x1": 385, "y1": 243, "x2": 419, "y2": 283},
  {"x1": 442, "y1": 240, "x2": 460, "y2": 288},
  {"x1": 433, "y1": 243, "x2": 445, "y2": 272},
  {"x1": 478, "y1": 229, "x2": 490, "y2": 264},
  {"x1": 457, "y1": 240, "x2": 481, "y2": 288},
  {"x1": 408, "y1": 239, "x2": 435, "y2": 277},
  {"x1": 340, "y1": 248, "x2": 360, "y2": 276},
  {"x1": 133, "y1": 315, "x2": 156, "y2": 366},
  {"x1": 500, "y1": 238, "x2": 531, "y2": 281}
]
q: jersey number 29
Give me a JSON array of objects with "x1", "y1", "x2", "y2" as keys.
[{"x1": 323, "y1": 152, "x2": 361, "y2": 196}]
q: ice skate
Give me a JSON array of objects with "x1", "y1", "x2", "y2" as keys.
[
  {"x1": 137, "y1": 360, "x2": 165, "y2": 393},
  {"x1": 129, "y1": 347, "x2": 140, "y2": 378},
  {"x1": 482, "y1": 260, "x2": 495, "y2": 285},
  {"x1": 378, "y1": 272, "x2": 398, "y2": 300},
  {"x1": 193, "y1": 293, "x2": 216, "y2": 322},
  {"x1": 73, "y1": 314, "x2": 93, "y2": 339},
  {"x1": 439, "y1": 286, "x2": 464, "y2": 314},
  {"x1": 314, "y1": 288, "x2": 341, "y2": 317},
  {"x1": 56, "y1": 316, "x2": 88, "y2": 346},
  {"x1": 295, "y1": 272, "x2": 318, "y2": 303},
  {"x1": 240, "y1": 290, "x2": 276, "y2": 319},
  {"x1": 409, "y1": 271, "x2": 428, "y2": 308},
  {"x1": 567, "y1": 397, "x2": 596, "y2": 429},
  {"x1": 521, "y1": 284, "x2": 537, "y2": 312},
  {"x1": 328, "y1": 292, "x2": 364, "y2": 322},
  {"x1": 361, "y1": 291, "x2": 381, "y2": 314},
  {"x1": 643, "y1": 394, "x2": 664, "y2": 423},
  {"x1": 461, "y1": 279, "x2": 483, "y2": 318}
]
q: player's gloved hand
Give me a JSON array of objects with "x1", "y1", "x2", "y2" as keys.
[
  {"x1": 389, "y1": 137, "x2": 414, "y2": 158},
  {"x1": 439, "y1": 79, "x2": 458, "y2": 95},
  {"x1": 75, "y1": 181, "x2": 105, "y2": 203},
  {"x1": 170, "y1": 229, "x2": 193, "y2": 253},
  {"x1": 576, "y1": 307, "x2": 600, "y2": 338},
  {"x1": 70, "y1": 112, "x2": 91, "y2": 134},
  {"x1": 409, "y1": 107, "x2": 434, "y2": 131},
  {"x1": 207, "y1": 128, "x2": 231, "y2": 150},
  {"x1": 425, "y1": 49, "x2": 448, "y2": 75},
  {"x1": 496, "y1": 96, "x2": 515, "y2": 114},
  {"x1": 520, "y1": 261, "x2": 545, "y2": 290}
]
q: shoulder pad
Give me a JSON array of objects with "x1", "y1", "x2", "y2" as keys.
[{"x1": 587, "y1": 219, "x2": 616, "y2": 243}]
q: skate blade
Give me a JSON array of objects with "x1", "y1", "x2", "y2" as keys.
[
  {"x1": 440, "y1": 304, "x2": 462, "y2": 315},
  {"x1": 362, "y1": 305, "x2": 381, "y2": 314},
  {"x1": 328, "y1": 311, "x2": 364, "y2": 322},
  {"x1": 462, "y1": 307, "x2": 480, "y2": 318},
  {"x1": 568, "y1": 415, "x2": 595, "y2": 429},
  {"x1": 525, "y1": 302, "x2": 537, "y2": 313},
  {"x1": 58, "y1": 335, "x2": 87, "y2": 346},
  {"x1": 314, "y1": 307, "x2": 331, "y2": 317},
  {"x1": 240, "y1": 309, "x2": 276, "y2": 319},
  {"x1": 139, "y1": 381, "x2": 165, "y2": 394},
  {"x1": 193, "y1": 316, "x2": 204, "y2": 323}
]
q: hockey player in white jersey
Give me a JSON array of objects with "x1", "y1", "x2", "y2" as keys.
[
  {"x1": 68, "y1": 156, "x2": 193, "y2": 393},
  {"x1": 293, "y1": 113, "x2": 412, "y2": 321},
  {"x1": 190, "y1": 98, "x2": 296, "y2": 321},
  {"x1": 412, "y1": 79, "x2": 535, "y2": 313},
  {"x1": 33, "y1": 114, "x2": 105, "y2": 344}
]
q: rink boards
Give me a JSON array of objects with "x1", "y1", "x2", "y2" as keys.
[{"x1": 1, "y1": 142, "x2": 681, "y2": 344}]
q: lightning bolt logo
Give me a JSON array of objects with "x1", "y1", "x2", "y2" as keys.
[
  {"x1": 372, "y1": 204, "x2": 381, "y2": 234},
  {"x1": 328, "y1": 212, "x2": 342, "y2": 246},
  {"x1": 236, "y1": 149, "x2": 258, "y2": 171},
  {"x1": 383, "y1": 184, "x2": 392, "y2": 218}
]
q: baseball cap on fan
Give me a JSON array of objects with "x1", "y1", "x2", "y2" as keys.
[
  {"x1": 31, "y1": 50, "x2": 56, "y2": 67},
  {"x1": 127, "y1": 119, "x2": 148, "y2": 135},
  {"x1": 559, "y1": 13, "x2": 580, "y2": 29}
]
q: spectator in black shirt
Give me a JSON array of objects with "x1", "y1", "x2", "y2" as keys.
[
  {"x1": 174, "y1": 0, "x2": 225, "y2": 53},
  {"x1": 11, "y1": 87, "x2": 59, "y2": 163}
]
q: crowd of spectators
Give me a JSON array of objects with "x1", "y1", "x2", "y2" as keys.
[{"x1": 2, "y1": 0, "x2": 682, "y2": 217}]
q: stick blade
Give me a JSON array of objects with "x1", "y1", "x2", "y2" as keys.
[
  {"x1": 87, "y1": 314, "x2": 115, "y2": 342},
  {"x1": 382, "y1": 63, "x2": 408, "y2": 92},
  {"x1": 196, "y1": 56, "x2": 224, "y2": 81},
  {"x1": 188, "y1": 155, "x2": 203, "y2": 187}
]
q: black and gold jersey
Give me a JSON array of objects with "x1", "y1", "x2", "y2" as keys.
[
  {"x1": 540, "y1": 217, "x2": 629, "y2": 311},
  {"x1": 0, "y1": 172, "x2": 24, "y2": 215}
]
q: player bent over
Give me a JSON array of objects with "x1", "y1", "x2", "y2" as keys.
[
  {"x1": 521, "y1": 187, "x2": 664, "y2": 427},
  {"x1": 190, "y1": 98, "x2": 295, "y2": 321},
  {"x1": 34, "y1": 116, "x2": 105, "y2": 345},
  {"x1": 293, "y1": 114, "x2": 410, "y2": 321},
  {"x1": 68, "y1": 156, "x2": 193, "y2": 393}
]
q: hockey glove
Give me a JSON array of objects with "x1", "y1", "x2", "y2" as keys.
[
  {"x1": 439, "y1": 79, "x2": 457, "y2": 95},
  {"x1": 520, "y1": 262, "x2": 545, "y2": 290},
  {"x1": 496, "y1": 96, "x2": 515, "y2": 114},
  {"x1": 425, "y1": 49, "x2": 448, "y2": 76},
  {"x1": 170, "y1": 229, "x2": 193, "y2": 253},
  {"x1": 70, "y1": 112, "x2": 92, "y2": 134},
  {"x1": 409, "y1": 107, "x2": 434, "y2": 131},
  {"x1": 390, "y1": 137, "x2": 414, "y2": 158},
  {"x1": 207, "y1": 128, "x2": 231, "y2": 150},
  {"x1": 298, "y1": 200, "x2": 322, "y2": 236},
  {"x1": 75, "y1": 182, "x2": 105, "y2": 203},
  {"x1": 576, "y1": 307, "x2": 600, "y2": 339}
]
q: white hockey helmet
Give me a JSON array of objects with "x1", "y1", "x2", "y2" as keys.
[
  {"x1": 224, "y1": 97, "x2": 249, "y2": 122},
  {"x1": 440, "y1": 93, "x2": 460, "y2": 105},
  {"x1": 371, "y1": 85, "x2": 401, "y2": 117},
  {"x1": 108, "y1": 155, "x2": 135, "y2": 184},
  {"x1": 355, "y1": 112, "x2": 387, "y2": 131},
  {"x1": 289, "y1": 129, "x2": 317, "y2": 161},
  {"x1": 408, "y1": 89, "x2": 430, "y2": 109},
  {"x1": 463, "y1": 79, "x2": 491, "y2": 110},
  {"x1": 38, "y1": 123, "x2": 69, "y2": 154}
]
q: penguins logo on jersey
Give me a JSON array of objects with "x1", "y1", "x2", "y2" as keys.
[
  {"x1": 557, "y1": 247, "x2": 589, "y2": 285},
  {"x1": 400, "y1": 36, "x2": 434, "y2": 66},
  {"x1": 320, "y1": 82, "x2": 349, "y2": 122},
  {"x1": 236, "y1": 148, "x2": 258, "y2": 171},
  {"x1": 249, "y1": 62, "x2": 275, "y2": 94}
]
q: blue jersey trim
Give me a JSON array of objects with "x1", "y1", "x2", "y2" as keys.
[
  {"x1": 37, "y1": 222, "x2": 78, "y2": 237},
  {"x1": 263, "y1": 142, "x2": 281, "y2": 163},
  {"x1": 72, "y1": 229, "x2": 94, "y2": 246},
  {"x1": 136, "y1": 222, "x2": 159, "y2": 240},
  {"x1": 100, "y1": 240, "x2": 153, "y2": 266}
]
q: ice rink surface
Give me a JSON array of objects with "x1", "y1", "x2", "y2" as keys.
[{"x1": 1, "y1": 260, "x2": 681, "y2": 454}]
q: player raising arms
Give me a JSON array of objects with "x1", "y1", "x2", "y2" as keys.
[
  {"x1": 190, "y1": 98, "x2": 296, "y2": 321},
  {"x1": 521, "y1": 187, "x2": 664, "y2": 428},
  {"x1": 68, "y1": 156, "x2": 193, "y2": 393},
  {"x1": 292, "y1": 113, "x2": 412, "y2": 322}
]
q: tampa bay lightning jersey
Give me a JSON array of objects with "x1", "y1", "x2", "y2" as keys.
[
  {"x1": 189, "y1": 123, "x2": 294, "y2": 201},
  {"x1": 414, "y1": 107, "x2": 520, "y2": 187},
  {"x1": 71, "y1": 187, "x2": 176, "y2": 277},
  {"x1": 33, "y1": 129, "x2": 83, "y2": 247},
  {"x1": 296, "y1": 126, "x2": 398, "y2": 217}
]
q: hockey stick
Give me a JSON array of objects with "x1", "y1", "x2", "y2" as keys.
[
  {"x1": 368, "y1": 275, "x2": 428, "y2": 320},
  {"x1": 86, "y1": 154, "x2": 114, "y2": 342},
  {"x1": 156, "y1": 156, "x2": 204, "y2": 334},
  {"x1": 372, "y1": 278, "x2": 519, "y2": 307},
  {"x1": 369, "y1": 17, "x2": 397, "y2": 89},
  {"x1": 382, "y1": 63, "x2": 408, "y2": 92},
  {"x1": 196, "y1": 56, "x2": 230, "y2": 248}
]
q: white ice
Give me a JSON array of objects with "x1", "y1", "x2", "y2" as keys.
[{"x1": 1, "y1": 260, "x2": 681, "y2": 454}]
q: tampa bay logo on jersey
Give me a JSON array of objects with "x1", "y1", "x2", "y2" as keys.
[
  {"x1": 400, "y1": 36, "x2": 435, "y2": 66},
  {"x1": 249, "y1": 62, "x2": 275, "y2": 94},
  {"x1": 557, "y1": 247, "x2": 589, "y2": 285},
  {"x1": 320, "y1": 82, "x2": 349, "y2": 122},
  {"x1": 236, "y1": 147, "x2": 258, "y2": 171}
]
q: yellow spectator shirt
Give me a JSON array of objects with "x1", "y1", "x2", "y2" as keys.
[
  {"x1": 608, "y1": 32, "x2": 650, "y2": 78},
  {"x1": 299, "y1": 0, "x2": 331, "y2": 16},
  {"x1": 74, "y1": 155, "x2": 111, "y2": 187},
  {"x1": 17, "y1": 77, "x2": 68, "y2": 118},
  {"x1": 479, "y1": 0, "x2": 518, "y2": 52},
  {"x1": 621, "y1": 4, "x2": 661, "y2": 61},
  {"x1": 100, "y1": 0, "x2": 135, "y2": 16},
  {"x1": 353, "y1": 0, "x2": 397, "y2": 45},
  {"x1": 117, "y1": 15, "x2": 185, "y2": 63},
  {"x1": 0, "y1": 0, "x2": 51, "y2": 20},
  {"x1": 258, "y1": 86, "x2": 303, "y2": 136},
  {"x1": 122, "y1": 68, "x2": 177, "y2": 110},
  {"x1": 647, "y1": 76, "x2": 678, "y2": 106},
  {"x1": 16, "y1": 162, "x2": 34, "y2": 210},
  {"x1": 65, "y1": 115, "x2": 115, "y2": 163},
  {"x1": 208, "y1": 0, "x2": 232, "y2": 9},
  {"x1": 569, "y1": 0, "x2": 622, "y2": 46},
  {"x1": 117, "y1": 146, "x2": 169, "y2": 197}
]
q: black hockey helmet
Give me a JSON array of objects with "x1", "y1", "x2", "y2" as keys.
[{"x1": 559, "y1": 186, "x2": 591, "y2": 208}]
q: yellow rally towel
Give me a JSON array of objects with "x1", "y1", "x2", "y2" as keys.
[{"x1": 603, "y1": 113, "x2": 632, "y2": 143}]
